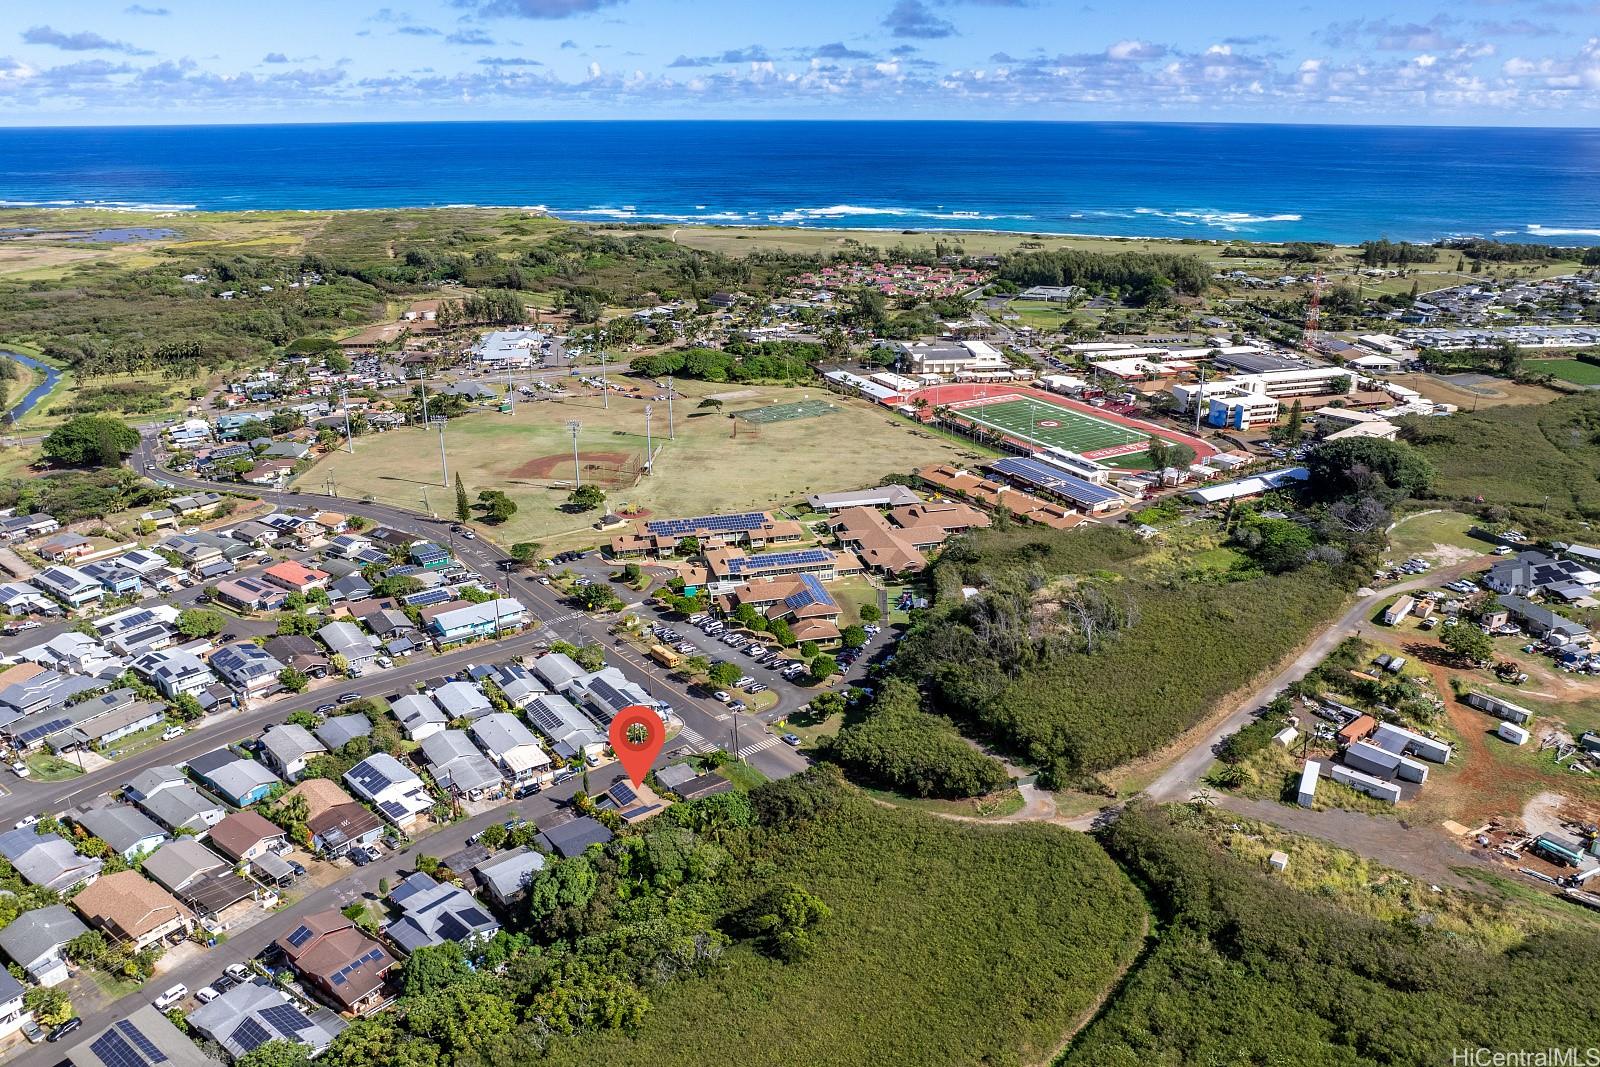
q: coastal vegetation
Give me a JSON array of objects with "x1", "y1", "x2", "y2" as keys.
[
  {"x1": 316, "y1": 769, "x2": 1147, "y2": 1067},
  {"x1": 890, "y1": 525, "x2": 1349, "y2": 789},
  {"x1": 1063, "y1": 804, "x2": 1599, "y2": 1066}
]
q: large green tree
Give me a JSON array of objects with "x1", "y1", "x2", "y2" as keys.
[{"x1": 42, "y1": 416, "x2": 139, "y2": 468}]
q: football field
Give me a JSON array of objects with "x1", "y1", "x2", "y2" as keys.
[{"x1": 946, "y1": 394, "x2": 1151, "y2": 461}]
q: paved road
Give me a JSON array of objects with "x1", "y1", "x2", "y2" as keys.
[{"x1": 131, "y1": 433, "x2": 808, "y2": 781}]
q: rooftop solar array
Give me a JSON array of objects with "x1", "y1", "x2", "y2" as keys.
[
  {"x1": 230, "y1": 1018, "x2": 273, "y2": 1054},
  {"x1": 728, "y1": 548, "x2": 832, "y2": 574},
  {"x1": 403, "y1": 588, "x2": 453, "y2": 607},
  {"x1": 611, "y1": 782, "x2": 638, "y2": 805},
  {"x1": 383, "y1": 565, "x2": 423, "y2": 578},
  {"x1": 525, "y1": 697, "x2": 597, "y2": 737},
  {"x1": 785, "y1": 573, "x2": 837, "y2": 611},
  {"x1": 645, "y1": 511, "x2": 766, "y2": 537},
  {"x1": 329, "y1": 948, "x2": 387, "y2": 986},
  {"x1": 286, "y1": 923, "x2": 314, "y2": 947},
  {"x1": 14, "y1": 716, "x2": 73, "y2": 746},
  {"x1": 90, "y1": 1020, "x2": 171, "y2": 1067},
  {"x1": 990, "y1": 457, "x2": 1124, "y2": 506}
]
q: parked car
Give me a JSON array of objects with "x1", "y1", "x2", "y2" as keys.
[
  {"x1": 781, "y1": 733, "x2": 802, "y2": 747},
  {"x1": 713, "y1": 691, "x2": 731, "y2": 703},
  {"x1": 225, "y1": 964, "x2": 251, "y2": 984},
  {"x1": 153, "y1": 984, "x2": 188, "y2": 1011},
  {"x1": 21, "y1": 1019, "x2": 44, "y2": 1044},
  {"x1": 46, "y1": 1018, "x2": 81, "y2": 1043},
  {"x1": 161, "y1": 726, "x2": 185, "y2": 741},
  {"x1": 195, "y1": 986, "x2": 220, "y2": 1004},
  {"x1": 337, "y1": 692, "x2": 361, "y2": 704},
  {"x1": 349, "y1": 847, "x2": 370, "y2": 867}
]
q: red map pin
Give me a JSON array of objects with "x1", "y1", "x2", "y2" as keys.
[{"x1": 609, "y1": 703, "x2": 666, "y2": 787}]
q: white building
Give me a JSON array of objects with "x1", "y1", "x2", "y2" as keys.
[{"x1": 897, "y1": 339, "x2": 1008, "y2": 377}]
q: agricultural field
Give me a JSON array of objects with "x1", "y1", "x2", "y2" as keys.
[
  {"x1": 298, "y1": 380, "x2": 993, "y2": 549},
  {"x1": 540, "y1": 793, "x2": 1147, "y2": 1067}
]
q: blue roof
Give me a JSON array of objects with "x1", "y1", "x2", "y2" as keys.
[
  {"x1": 990, "y1": 457, "x2": 1124, "y2": 506},
  {"x1": 784, "y1": 573, "x2": 837, "y2": 612}
]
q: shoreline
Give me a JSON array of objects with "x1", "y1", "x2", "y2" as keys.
[{"x1": 0, "y1": 203, "x2": 1588, "y2": 249}]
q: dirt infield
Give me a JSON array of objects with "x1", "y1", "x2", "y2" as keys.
[{"x1": 510, "y1": 450, "x2": 638, "y2": 486}]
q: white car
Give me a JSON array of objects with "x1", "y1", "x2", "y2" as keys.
[
  {"x1": 13, "y1": 814, "x2": 38, "y2": 829},
  {"x1": 161, "y1": 726, "x2": 185, "y2": 741},
  {"x1": 195, "y1": 986, "x2": 220, "y2": 1004},
  {"x1": 224, "y1": 964, "x2": 251, "y2": 984},
  {"x1": 153, "y1": 984, "x2": 188, "y2": 1012},
  {"x1": 9, "y1": 761, "x2": 28, "y2": 778}
]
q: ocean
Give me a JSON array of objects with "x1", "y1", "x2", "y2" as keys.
[{"x1": 1, "y1": 120, "x2": 1598, "y2": 245}]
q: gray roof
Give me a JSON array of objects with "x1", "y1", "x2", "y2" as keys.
[
  {"x1": 125, "y1": 764, "x2": 189, "y2": 803},
  {"x1": 472, "y1": 847, "x2": 545, "y2": 902},
  {"x1": 68, "y1": 1005, "x2": 215, "y2": 1067},
  {"x1": 77, "y1": 805, "x2": 167, "y2": 857},
  {"x1": 537, "y1": 815, "x2": 613, "y2": 859},
  {"x1": 188, "y1": 977, "x2": 345, "y2": 1059},
  {"x1": 432, "y1": 681, "x2": 491, "y2": 719},
  {"x1": 0, "y1": 828, "x2": 102, "y2": 891},
  {"x1": 0, "y1": 904, "x2": 88, "y2": 966},
  {"x1": 533, "y1": 652, "x2": 585, "y2": 692},
  {"x1": 210, "y1": 642, "x2": 284, "y2": 684},
  {"x1": 142, "y1": 837, "x2": 227, "y2": 894},
  {"x1": 189, "y1": 750, "x2": 280, "y2": 801},
  {"x1": 384, "y1": 871, "x2": 500, "y2": 953},
  {"x1": 260, "y1": 723, "x2": 326, "y2": 768},
  {"x1": 138, "y1": 784, "x2": 225, "y2": 835},
  {"x1": 420, "y1": 730, "x2": 502, "y2": 794},
  {"x1": 315, "y1": 713, "x2": 372, "y2": 751},
  {"x1": 317, "y1": 621, "x2": 377, "y2": 660}
]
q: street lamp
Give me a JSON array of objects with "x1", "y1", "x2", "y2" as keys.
[{"x1": 567, "y1": 420, "x2": 582, "y2": 491}]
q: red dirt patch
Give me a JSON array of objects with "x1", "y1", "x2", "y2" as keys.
[{"x1": 509, "y1": 450, "x2": 638, "y2": 487}]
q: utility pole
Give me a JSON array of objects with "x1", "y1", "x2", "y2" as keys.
[
  {"x1": 420, "y1": 373, "x2": 429, "y2": 424},
  {"x1": 432, "y1": 417, "x2": 449, "y2": 487},
  {"x1": 666, "y1": 375, "x2": 675, "y2": 440},
  {"x1": 644, "y1": 405, "x2": 653, "y2": 475},
  {"x1": 568, "y1": 420, "x2": 582, "y2": 491}
]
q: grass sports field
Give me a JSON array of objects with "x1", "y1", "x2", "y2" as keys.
[
  {"x1": 1529, "y1": 358, "x2": 1600, "y2": 387},
  {"x1": 945, "y1": 393, "x2": 1153, "y2": 466},
  {"x1": 297, "y1": 379, "x2": 996, "y2": 549}
]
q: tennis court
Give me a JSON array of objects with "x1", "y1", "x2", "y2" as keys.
[
  {"x1": 946, "y1": 394, "x2": 1150, "y2": 461},
  {"x1": 735, "y1": 399, "x2": 840, "y2": 424}
]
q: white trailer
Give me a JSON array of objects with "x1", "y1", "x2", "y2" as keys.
[
  {"x1": 1497, "y1": 721, "x2": 1530, "y2": 746},
  {"x1": 1371, "y1": 722, "x2": 1452, "y2": 764},
  {"x1": 1297, "y1": 761, "x2": 1320, "y2": 808},
  {"x1": 1330, "y1": 763, "x2": 1402, "y2": 804}
]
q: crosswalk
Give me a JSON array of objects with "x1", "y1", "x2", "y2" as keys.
[
  {"x1": 675, "y1": 726, "x2": 709, "y2": 752},
  {"x1": 736, "y1": 734, "x2": 785, "y2": 759}
]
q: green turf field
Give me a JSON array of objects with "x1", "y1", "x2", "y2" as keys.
[
  {"x1": 734, "y1": 399, "x2": 840, "y2": 424},
  {"x1": 1528, "y1": 358, "x2": 1600, "y2": 387},
  {"x1": 950, "y1": 395, "x2": 1150, "y2": 460}
]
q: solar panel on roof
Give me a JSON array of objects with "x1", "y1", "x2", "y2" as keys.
[
  {"x1": 261, "y1": 1004, "x2": 314, "y2": 1038},
  {"x1": 611, "y1": 782, "x2": 637, "y2": 805},
  {"x1": 92, "y1": 1029, "x2": 148, "y2": 1067},
  {"x1": 991, "y1": 457, "x2": 1123, "y2": 506},
  {"x1": 116, "y1": 1021, "x2": 168, "y2": 1064},
  {"x1": 645, "y1": 511, "x2": 766, "y2": 537},
  {"x1": 286, "y1": 923, "x2": 314, "y2": 947},
  {"x1": 15, "y1": 717, "x2": 73, "y2": 745},
  {"x1": 403, "y1": 588, "x2": 452, "y2": 607},
  {"x1": 729, "y1": 548, "x2": 830, "y2": 574},
  {"x1": 231, "y1": 1018, "x2": 273, "y2": 1053}
]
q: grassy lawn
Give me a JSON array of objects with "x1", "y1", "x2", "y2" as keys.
[
  {"x1": 1527, "y1": 358, "x2": 1600, "y2": 387},
  {"x1": 824, "y1": 576, "x2": 882, "y2": 628},
  {"x1": 105, "y1": 722, "x2": 177, "y2": 761},
  {"x1": 715, "y1": 757, "x2": 769, "y2": 791},
  {"x1": 540, "y1": 792, "x2": 1146, "y2": 1067},
  {"x1": 1387, "y1": 508, "x2": 1491, "y2": 561},
  {"x1": 298, "y1": 380, "x2": 986, "y2": 550},
  {"x1": 25, "y1": 753, "x2": 84, "y2": 782},
  {"x1": 861, "y1": 784, "x2": 1027, "y2": 820}
]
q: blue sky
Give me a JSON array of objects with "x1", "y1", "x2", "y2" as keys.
[{"x1": 2, "y1": 0, "x2": 1599, "y2": 125}]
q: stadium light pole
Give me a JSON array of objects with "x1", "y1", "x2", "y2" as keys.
[
  {"x1": 568, "y1": 420, "x2": 582, "y2": 491},
  {"x1": 644, "y1": 405, "x2": 653, "y2": 476},
  {"x1": 666, "y1": 375, "x2": 675, "y2": 440},
  {"x1": 599, "y1": 351, "x2": 609, "y2": 410},
  {"x1": 1192, "y1": 361, "x2": 1207, "y2": 437},
  {"x1": 432, "y1": 417, "x2": 449, "y2": 487},
  {"x1": 342, "y1": 388, "x2": 355, "y2": 453}
]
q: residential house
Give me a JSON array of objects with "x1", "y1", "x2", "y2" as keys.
[
  {"x1": 432, "y1": 680, "x2": 492, "y2": 721},
  {"x1": 187, "y1": 748, "x2": 282, "y2": 807},
  {"x1": 325, "y1": 534, "x2": 374, "y2": 560},
  {"x1": 263, "y1": 634, "x2": 331, "y2": 679},
  {"x1": 569, "y1": 666, "x2": 656, "y2": 725},
  {"x1": 537, "y1": 815, "x2": 613, "y2": 859},
  {"x1": 419, "y1": 730, "x2": 503, "y2": 800},
  {"x1": 0, "y1": 582, "x2": 54, "y2": 616},
  {"x1": 329, "y1": 574, "x2": 374, "y2": 603},
  {"x1": 210, "y1": 642, "x2": 285, "y2": 696},
  {"x1": 344, "y1": 753, "x2": 432, "y2": 829},
  {"x1": 427, "y1": 599, "x2": 528, "y2": 644},
  {"x1": 32, "y1": 565, "x2": 104, "y2": 609},
  {"x1": 286, "y1": 778, "x2": 382, "y2": 858},
  {"x1": 189, "y1": 981, "x2": 345, "y2": 1061},
  {"x1": 0, "y1": 828, "x2": 102, "y2": 892},
  {"x1": 73, "y1": 869, "x2": 194, "y2": 951},
  {"x1": 1499, "y1": 595, "x2": 1592, "y2": 646},
  {"x1": 125, "y1": 764, "x2": 227, "y2": 836},
  {"x1": 77, "y1": 804, "x2": 168, "y2": 863},
  {"x1": 0, "y1": 513, "x2": 58, "y2": 541},
  {"x1": 258, "y1": 723, "x2": 326, "y2": 783},
  {"x1": 383, "y1": 871, "x2": 500, "y2": 953},
  {"x1": 470, "y1": 848, "x2": 545, "y2": 908},
  {"x1": 391, "y1": 693, "x2": 447, "y2": 741},
  {"x1": 1485, "y1": 550, "x2": 1600, "y2": 600},
  {"x1": 132, "y1": 648, "x2": 216, "y2": 699},
  {"x1": 140, "y1": 837, "x2": 258, "y2": 921},
  {"x1": 275, "y1": 910, "x2": 396, "y2": 1016},
  {"x1": 21, "y1": 631, "x2": 120, "y2": 677},
  {"x1": 67, "y1": 1006, "x2": 213, "y2": 1067},
  {"x1": 36, "y1": 533, "x2": 93, "y2": 562},
  {"x1": 214, "y1": 576, "x2": 289, "y2": 613},
  {"x1": 0, "y1": 904, "x2": 89, "y2": 986},
  {"x1": 523, "y1": 693, "x2": 606, "y2": 761},
  {"x1": 317, "y1": 620, "x2": 378, "y2": 672},
  {"x1": 470, "y1": 713, "x2": 552, "y2": 785},
  {"x1": 264, "y1": 560, "x2": 330, "y2": 594},
  {"x1": 208, "y1": 810, "x2": 289, "y2": 865},
  {"x1": 0, "y1": 971, "x2": 28, "y2": 1041},
  {"x1": 313, "y1": 713, "x2": 371, "y2": 752}
]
